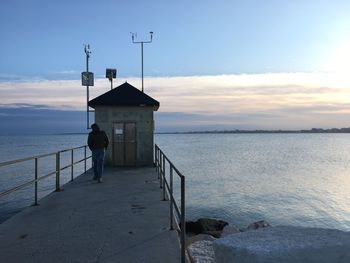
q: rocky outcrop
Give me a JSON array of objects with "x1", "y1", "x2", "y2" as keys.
[
  {"x1": 246, "y1": 220, "x2": 271, "y2": 230},
  {"x1": 188, "y1": 240, "x2": 215, "y2": 263},
  {"x1": 213, "y1": 225, "x2": 350, "y2": 263},
  {"x1": 220, "y1": 225, "x2": 240, "y2": 237},
  {"x1": 186, "y1": 219, "x2": 239, "y2": 262},
  {"x1": 186, "y1": 218, "x2": 228, "y2": 238},
  {"x1": 186, "y1": 234, "x2": 215, "y2": 247}
]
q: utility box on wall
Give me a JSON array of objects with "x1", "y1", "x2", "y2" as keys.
[{"x1": 88, "y1": 82, "x2": 159, "y2": 166}]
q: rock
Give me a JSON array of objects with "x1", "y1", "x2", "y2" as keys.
[
  {"x1": 213, "y1": 225, "x2": 350, "y2": 263},
  {"x1": 197, "y1": 218, "x2": 228, "y2": 234},
  {"x1": 185, "y1": 218, "x2": 229, "y2": 237},
  {"x1": 188, "y1": 240, "x2": 215, "y2": 263},
  {"x1": 221, "y1": 225, "x2": 240, "y2": 237},
  {"x1": 202, "y1": 230, "x2": 222, "y2": 238},
  {"x1": 186, "y1": 234, "x2": 215, "y2": 247},
  {"x1": 185, "y1": 220, "x2": 201, "y2": 234},
  {"x1": 247, "y1": 220, "x2": 271, "y2": 230}
]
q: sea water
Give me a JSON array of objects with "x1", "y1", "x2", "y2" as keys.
[
  {"x1": 1, "y1": 133, "x2": 350, "y2": 231},
  {"x1": 0, "y1": 134, "x2": 90, "y2": 222},
  {"x1": 155, "y1": 133, "x2": 350, "y2": 231}
]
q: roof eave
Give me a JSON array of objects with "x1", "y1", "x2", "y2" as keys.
[{"x1": 88, "y1": 104, "x2": 160, "y2": 111}]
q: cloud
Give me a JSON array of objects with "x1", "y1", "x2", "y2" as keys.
[
  {"x1": 0, "y1": 72, "x2": 350, "y2": 131},
  {"x1": 0, "y1": 74, "x2": 27, "y2": 81},
  {"x1": 0, "y1": 104, "x2": 87, "y2": 135},
  {"x1": 48, "y1": 70, "x2": 80, "y2": 75}
]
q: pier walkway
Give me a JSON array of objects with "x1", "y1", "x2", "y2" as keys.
[{"x1": 0, "y1": 167, "x2": 181, "y2": 263}]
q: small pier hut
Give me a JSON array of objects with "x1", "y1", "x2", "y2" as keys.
[{"x1": 88, "y1": 82, "x2": 159, "y2": 166}]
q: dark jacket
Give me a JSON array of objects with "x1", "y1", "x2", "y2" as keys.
[{"x1": 88, "y1": 130, "x2": 109, "y2": 151}]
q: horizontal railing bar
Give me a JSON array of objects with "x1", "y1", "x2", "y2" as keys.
[
  {"x1": 173, "y1": 200, "x2": 181, "y2": 218},
  {"x1": 54, "y1": 155, "x2": 92, "y2": 172},
  {"x1": 52, "y1": 156, "x2": 91, "y2": 171},
  {"x1": 0, "y1": 145, "x2": 88, "y2": 168},
  {"x1": 172, "y1": 167, "x2": 184, "y2": 178},
  {"x1": 60, "y1": 164, "x2": 71, "y2": 171},
  {"x1": 0, "y1": 178, "x2": 36, "y2": 198},
  {"x1": 173, "y1": 216, "x2": 181, "y2": 231},
  {"x1": 0, "y1": 151, "x2": 92, "y2": 199},
  {"x1": 155, "y1": 144, "x2": 186, "y2": 263},
  {"x1": 60, "y1": 146, "x2": 86, "y2": 153},
  {"x1": 0, "y1": 165, "x2": 79, "y2": 198},
  {"x1": 74, "y1": 159, "x2": 82, "y2": 165},
  {"x1": 154, "y1": 145, "x2": 184, "y2": 179},
  {"x1": 72, "y1": 160, "x2": 84, "y2": 165},
  {"x1": 155, "y1": 146, "x2": 183, "y2": 198},
  {"x1": 164, "y1": 180, "x2": 170, "y2": 192},
  {"x1": 36, "y1": 171, "x2": 57, "y2": 182},
  {"x1": 75, "y1": 158, "x2": 86, "y2": 164},
  {"x1": 61, "y1": 156, "x2": 91, "y2": 170},
  {"x1": 164, "y1": 180, "x2": 170, "y2": 200},
  {"x1": 0, "y1": 153, "x2": 54, "y2": 168}
]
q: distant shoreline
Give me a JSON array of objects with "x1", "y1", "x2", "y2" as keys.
[
  {"x1": 156, "y1": 127, "x2": 350, "y2": 134},
  {"x1": 2, "y1": 127, "x2": 350, "y2": 136}
]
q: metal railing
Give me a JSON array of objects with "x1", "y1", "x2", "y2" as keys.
[
  {"x1": 154, "y1": 144, "x2": 186, "y2": 263},
  {"x1": 0, "y1": 145, "x2": 92, "y2": 205}
]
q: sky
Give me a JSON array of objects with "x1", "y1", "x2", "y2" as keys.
[{"x1": 1, "y1": 0, "x2": 350, "y2": 134}]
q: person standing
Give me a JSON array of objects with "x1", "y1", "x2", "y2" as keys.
[{"x1": 88, "y1": 123, "x2": 109, "y2": 183}]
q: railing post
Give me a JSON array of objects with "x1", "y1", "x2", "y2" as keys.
[
  {"x1": 84, "y1": 146, "x2": 87, "y2": 174},
  {"x1": 154, "y1": 145, "x2": 157, "y2": 167},
  {"x1": 71, "y1": 149, "x2": 74, "y2": 181},
  {"x1": 155, "y1": 146, "x2": 158, "y2": 174},
  {"x1": 34, "y1": 158, "x2": 38, "y2": 205},
  {"x1": 162, "y1": 153, "x2": 165, "y2": 190},
  {"x1": 154, "y1": 145, "x2": 159, "y2": 175},
  {"x1": 162, "y1": 153, "x2": 165, "y2": 175},
  {"x1": 181, "y1": 176, "x2": 186, "y2": 263},
  {"x1": 0, "y1": 144, "x2": 91, "y2": 205},
  {"x1": 170, "y1": 165, "x2": 174, "y2": 230},
  {"x1": 55, "y1": 152, "x2": 61, "y2": 191},
  {"x1": 162, "y1": 158, "x2": 166, "y2": 201},
  {"x1": 159, "y1": 152, "x2": 163, "y2": 189},
  {"x1": 157, "y1": 148, "x2": 160, "y2": 179}
]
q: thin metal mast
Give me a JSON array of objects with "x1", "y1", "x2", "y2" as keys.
[
  {"x1": 84, "y1": 44, "x2": 91, "y2": 129},
  {"x1": 131, "y1": 32, "x2": 153, "y2": 92}
]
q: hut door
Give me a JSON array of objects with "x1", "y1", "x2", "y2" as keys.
[{"x1": 113, "y1": 122, "x2": 137, "y2": 166}]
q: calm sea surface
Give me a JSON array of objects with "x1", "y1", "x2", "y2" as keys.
[
  {"x1": 0, "y1": 134, "x2": 90, "y2": 222},
  {"x1": 1, "y1": 133, "x2": 350, "y2": 231}
]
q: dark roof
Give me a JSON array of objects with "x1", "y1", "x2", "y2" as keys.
[{"x1": 88, "y1": 82, "x2": 159, "y2": 111}]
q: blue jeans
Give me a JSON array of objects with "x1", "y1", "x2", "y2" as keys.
[{"x1": 92, "y1": 149, "x2": 105, "y2": 179}]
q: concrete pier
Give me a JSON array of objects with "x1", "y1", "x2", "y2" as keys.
[{"x1": 0, "y1": 167, "x2": 181, "y2": 263}]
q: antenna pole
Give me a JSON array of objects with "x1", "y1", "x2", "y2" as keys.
[
  {"x1": 131, "y1": 32, "x2": 153, "y2": 93},
  {"x1": 141, "y1": 42, "x2": 144, "y2": 92},
  {"x1": 84, "y1": 45, "x2": 91, "y2": 129}
]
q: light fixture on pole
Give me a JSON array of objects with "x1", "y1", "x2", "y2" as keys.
[
  {"x1": 106, "y1": 68, "x2": 117, "y2": 90},
  {"x1": 131, "y1": 31, "x2": 153, "y2": 93}
]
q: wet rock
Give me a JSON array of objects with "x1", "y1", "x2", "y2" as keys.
[
  {"x1": 186, "y1": 218, "x2": 229, "y2": 238},
  {"x1": 247, "y1": 220, "x2": 271, "y2": 230},
  {"x1": 185, "y1": 221, "x2": 201, "y2": 234},
  {"x1": 186, "y1": 234, "x2": 215, "y2": 247},
  {"x1": 221, "y1": 225, "x2": 240, "y2": 237},
  {"x1": 188, "y1": 240, "x2": 215, "y2": 263},
  {"x1": 214, "y1": 226, "x2": 350, "y2": 263},
  {"x1": 202, "y1": 230, "x2": 222, "y2": 238}
]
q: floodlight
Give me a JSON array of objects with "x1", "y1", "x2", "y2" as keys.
[{"x1": 106, "y1": 68, "x2": 117, "y2": 80}]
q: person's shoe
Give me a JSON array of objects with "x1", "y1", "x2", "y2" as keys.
[{"x1": 97, "y1": 178, "x2": 102, "y2": 183}]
